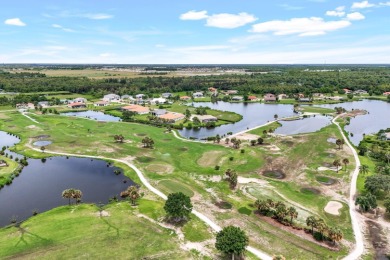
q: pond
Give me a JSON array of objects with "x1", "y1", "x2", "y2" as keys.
[
  {"x1": 178, "y1": 102, "x2": 296, "y2": 139},
  {"x1": 33, "y1": 140, "x2": 52, "y2": 147},
  {"x1": 275, "y1": 115, "x2": 332, "y2": 135},
  {"x1": 315, "y1": 99, "x2": 390, "y2": 145},
  {"x1": 61, "y1": 110, "x2": 121, "y2": 122},
  {"x1": 0, "y1": 130, "x2": 135, "y2": 227},
  {"x1": 0, "y1": 131, "x2": 23, "y2": 159}
]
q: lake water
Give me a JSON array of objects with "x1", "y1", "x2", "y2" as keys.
[
  {"x1": 178, "y1": 102, "x2": 296, "y2": 139},
  {"x1": 314, "y1": 99, "x2": 390, "y2": 145},
  {"x1": 276, "y1": 115, "x2": 332, "y2": 135},
  {"x1": 33, "y1": 140, "x2": 52, "y2": 146},
  {"x1": 61, "y1": 110, "x2": 121, "y2": 122},
  {"x1": 0, "y1": 131, "x2": 135, "y2": 227}
]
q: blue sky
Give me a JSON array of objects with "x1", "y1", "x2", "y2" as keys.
[{"x1": 1, "y1": 0, "x2": 389, "y2": 64}]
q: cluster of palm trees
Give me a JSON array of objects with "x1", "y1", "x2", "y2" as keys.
[
  {"x1": 225, "y1": 169, "x2": 238, "y2": 189},
  {"x1": 230, "y1": 137, "x2": 242, "y2": 149},
  {"x1": 332, "y1": 158, "x2": 349, "y2": 173},
  {"x1": 254, "y1": 199, "x2": 298, "y2": 225},
  {"x1": 250, "y1": 137, "x2": 264, "y2": 146},
  {"x1": 114, "y1": 134, "x2": 124, "y2": 143},
  {"x1": 306, "y1": 216, "x2": 343, "y2": 244},
  {"x1": 263, "y1": 129, "x2": 274, "y2": 137},
  {"x1": 62, "y1": 188, "x2": 83, "y2": 205},
  {"x1": 120, "y1": 185, "x2": 141, "y2": 206},
  {"x1": 141, "y1": 137, "x2": 154, "y2": 148}
]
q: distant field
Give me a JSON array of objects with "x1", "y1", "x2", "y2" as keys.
[{"x1": 7, "y1": 69, "x2": 245, "y2": 79}]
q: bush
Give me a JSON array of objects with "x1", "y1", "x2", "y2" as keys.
[
  {"x1": 229, "y1": 157, "x2": 234, "y2": 161},
  {"x1": 215, "y1": 165, "x2": 220, "y2": 170}
]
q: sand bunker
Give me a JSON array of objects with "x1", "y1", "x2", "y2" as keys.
[
  {"x1": 324, "y1": 201, "x2": 343, "y2": 216},
  {"x1": 317, "y1": 166, "x2": 342, "y2": 172}
]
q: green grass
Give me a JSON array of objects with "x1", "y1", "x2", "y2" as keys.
[
  {"x1": 300, "y1": 106, "x2": 335, "y2": 114},
  {"x1": 158, "y1": 180, "x2": 195, "y2": 197},
  {"x1": 0, "y1": 203, "x2": 190, "y2": 259},
  {"x1": 248, "y1": 121, "x2": 282, "y2": 136},
  {"x1": 0, "y1": 156, "x2": 19, "y2": 187},
  {"x1": 182, "y1": 215, "x2": 212, "y2": 242}
]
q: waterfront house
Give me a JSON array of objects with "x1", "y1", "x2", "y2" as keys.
[
  {"x1": 192, "y1": 115, "x2": 218, "y2": 123},
  {"x1": 383, "y1": 92, "x2": 390, "y2": 96},
  {"x1": 232, "y1": 96, "x2": 244, "y2": 101},
  {"x1": 150, "y1": 98, "x2": 167, "y2": 105},
  {"x1": 38, "y1": 101, "x2": 50, "y2": 108},
  {"x1": 226, "y1": 90, "x2": 238, "y2": 95},
  {"x1": 161, "y1": 93, "x2": 172, "y2": 98},
  {"x1": 248, "y1": 96, "x2": 258, "y2": 101},
  {"x1": 135, "y1": 94, "x2": 146, "y2": 99},
  {"x1": 159, "y1": 112, "x2": 185, "y2": 123},
  {"x1": 103, "y1": 94, "x2": 120, "y2": 103},
  {"x1": 121, "y1": 104, "x2": 149, "y2": 114},
  {"x1": 193, "y1": 92, "x2": 204, "y2": 98},
  {"x1": 278, "y1": 94, "x2": 288, "y2": 100},
  {"x1": 94, "y1": 101, "x2": 109, "y2": 107},
  {"x1": 150, "y1": 109, "x2": 166, "y2": 116},
  {"x1": 67, "y1": 102, "x2": 87, "y2": 109},
  {"x1": 299, "y1": 98, "x2": 311, "y2": 102},
  {"x1": 180, "y1": 96, "x2": 191, "y2": 101},
  {"x1": 264, "y1": 94, "x2": 276, "y2": 102},
  {"x1": 73, "y1": 97, "x2": 87, "y2": 103}
]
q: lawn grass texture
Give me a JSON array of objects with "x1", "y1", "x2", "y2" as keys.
[
  {"x1": 0, "y1": 111, "x2": 355, "y2": 259},
  {"x1": 0, "y1": 202, "x2": 191, "y2": 259},
  {"x1": 0, "y1": 155, "x2": 19, "y2": 186}
]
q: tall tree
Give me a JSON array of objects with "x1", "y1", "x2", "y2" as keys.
[
  {"x1": 342, "y1": 158, "x2": 349, "y2": 171},
  {"x1": 306, "y1": 216, "x2": 317, "y2": 234},
  {"x1": 287, "y1": 207, "x2": 298, "y2": 224},
  {"x1": 215, "y1": 226, "x2": 249, "y2": 260},
  {"x1": 333, "y1": 159, "x2": 341, "y2": 173},
  {"x1": 164, "y1": 192, "x2": 193, "y2": 222},
  {"x1": 359, "y1": 164, "x2": 369, "y2": 175},
  {"x1": 120, "y1": 185, "x2": 141, "y2": 206}
]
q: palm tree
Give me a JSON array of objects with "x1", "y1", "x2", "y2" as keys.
[
  {"x1": 121, "y1": 186, "x2": 140, "y2": 206},
  {"x1": 335, "y1": 139, "x2": 344, "y2": 150},
  {"x1": 274, "y1": 114, "x2": 278, "y2": 120},
  {"x1": 62, "y1": 189, "x2": 74, "y2": 205},
  {"x1": 306, "y1": 216, "x2": 317, "y2": 234},
  {"x1": 333, "y1": 159, "x2": 341, "y2": 173},
  {"x1": 254, "y1": 199, "x2": 269, "y2": 214},
  {"x1": 287, "y1": 207, "x2": 298, "y2": 224},
  {"x1": 328, "y1": 227, "x2": 343, "y2": 245},
  {"x1": 359, "y1": 164, "x2": 369, "y2": 175},
  {"x1": 262, "y1": 130, "x2": 268, "y2": 137},
  {"x1": 342, "y1": 158, "x2": 349, "y2": 171},
  {"x1": 315, "y1": 218, "x2": 328, "y2": 239},
  {"x1": 73, "y1": 189, "x2": 83, "y2": 204},
  {"x1": 275, "y1": 203, "x2": 287, "y2": 221}
]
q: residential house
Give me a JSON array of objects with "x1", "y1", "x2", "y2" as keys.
[
  {"x1": 353, "y1": 90, "x2": 368, "y2": 95},
  {"x1": 103, "y1": 94, "x2": 120, "y2": 103},
  {"x1": 193, "y1": 92, "x2": 204, "y2": 98},
  {"x1": 150, "y1": 109, "x2": 166, "y2": 116},
  {"x1": 226, "y1": 90, "x2": 238, "y2": 95},
  {"x1": 0, "y1": 160, "x2": 7, "y2": 167},
  {"x1": 299, "y1": 98, "x2": 311, "y2": 102},
  {"x1": 383, "y1": 92, "x2": 390, "y2": 96},
  {"x1": 121, "y1": 95, "x2": 135, "y2": 102},
  {"x1": 121, "y1": 104, "x2": 149, "y2": 114},
  {"x1": 278, "y1": 94, "x2": 288, "y2": 100},
  {"x1": 264, "y1": 93, "x2": 276, "y2": 102},
  {"x1": 67, "y1": 102, "x2": 87, "y2": 109},
  {"x1": 192, "y1": 115, "x2": 218, "y2": 123},
  {"x1": 159, "y1": 112, "x2": 185, "y2": 123},
  {"x1": 94, "y1": 101, "x2": 109, "y2": 107},
  {"x1": 327, "y1": 96, "x2": 344, "y2": 101},
  {"x1": 232, "y1": 96, "x2": 243, "y2": 101},
  {"x1": 150, "y1": 98, "x2": 166, "y2": 105},
  {"x1": 73, "y1": 97, "x2": 87, "y2": 103},
  {"x1": 161, "y1": 93, "x2": 172, "y2": 98},
  {"x1": 16, "y1": 103, "x2": 35, "y2": 110},
  {"x1": 180, "y1": 96, "x2": 191, "y2": 101},
  {"x1": 135, "y1": 94, "x2": 145, "y2": 100},
  {"x1": 248, "y1": 95, "x2": 258, "y2": 101},
  {"x1": 38, "y1": 101, "x2": 50, "y2": 108},
  {"x1": 343, "y1": 88, "x2": 352, "y2": 94}
]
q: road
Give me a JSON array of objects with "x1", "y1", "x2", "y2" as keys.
[{"x1": 332, "y1": 116, "x2": 364, "y2": 260}]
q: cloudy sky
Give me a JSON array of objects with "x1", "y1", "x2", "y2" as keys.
[{"x1": 1, "y1": 0, "x2": 389, "y2": 64}]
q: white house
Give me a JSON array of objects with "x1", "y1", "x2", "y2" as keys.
[
  {"x1": 193, "y1": 92, "x2": 203, "y2": 98},
  {"x1": 103, "y1": 94, "x2": 120, "y2": 103},
  {"x1": 150, "y1": 98, "x2": 166, "y2": 105},
  {"x1": 73, "y1": 97, "x2": 87, "y2": 103},
  {"x1": 161, "y1": 93, "x2": 172, "y2": 98},
  {"x1": 94, "y1": 101, "x2": 109, "y2": 107},
  {"x1": 135, "y1": 94, "x2": 145, "y2": 99}
]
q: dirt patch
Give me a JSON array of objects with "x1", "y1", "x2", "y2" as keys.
[
  {"x1": 301, "y1": 187, "x2": 321, "y2": 195},
  {"x1": 262, "y1": 170, "x2": 286, "y2": 179},
  {"x1": 179, "y1": 147, "x2": 188, "y2": 152},
  {"x1": 366, "y1": 220, "x2": 389, "y2": 259},
  {"x1": 215, "y1": 201, "x2": 232, "y2": 209},
  {"x1": 145, "y1": 164, "x2": 174, "y2": 174},
  {"x1": 238, "y1": 176, "x2": 268, "y2": 185},
  {"x1": 26, "y1": 125, "x2": 36, "y2": 129},
  {"x1": 0, "y1": 113, "x2": 10, "y2": 119},
  {"x1": 316, "y1": 176, "x2": 337, "y2": 185},
  {"x1": 324, "y1": 201, "x2": 343, "y2": 215},
  {"x1": 94, "y1": 210, "x2": 110, "y2": 217},
  {"x1": 197, "y1": 151, "x2": 226, "y2": 167},
  {"x1": 234, "y1": 133, "x2": 259, "y2": 141},
  {"x1": 318, "y1": 166, "x2": 342, "y2": 172}
]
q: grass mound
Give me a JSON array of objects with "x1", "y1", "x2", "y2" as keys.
[{"x1": 300, "y1": 187, "x2": 321, "y2": 195}]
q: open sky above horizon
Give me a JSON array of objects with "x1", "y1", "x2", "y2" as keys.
[{"x1": 1, "y1": 0, "x2": 390, "y2": 64}]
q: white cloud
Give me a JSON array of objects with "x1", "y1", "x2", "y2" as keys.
[
  {"x1": 279, "y1": 4, "x2": 304, "y2": 10},
  {"x1": 81, "y1": 13, "x2": 113, "y2": 20},
  {"x1": 171, "y1": 45, "x2": 231, "y2": 52},
  {"x1": 335, "y1": 6, "x2": 346, "y2": 11},
  {"x1": 4, "y1": 18, "x2": 26, "y2": 26},
  {"x1": 379, "y1": 1, "x2": 390, "y2": 5},
  {"x1": 99, "y1": 53, "x2": 114, "y2": 57},
  {"x1": 52, "y1": 24, "x2": 75, "y2": 32},
  {"x1": 206, "y1": 12, "x2": 257, "y2": 29},
  {"x1": 251, "y1": 17, "x2": 351, "y2": 36},
  {"x1": 326, "y1": 10, "x2": 346, "y2": 17},
  {"x1": 346, "y1": 12, "x2": 366, "y2": 20},
  {"x1": 179, "y1": 10, "x2": 208, "y2": 20},
  {"x1": 351, "y1": 1, "x2": 375, "y2": 9}
]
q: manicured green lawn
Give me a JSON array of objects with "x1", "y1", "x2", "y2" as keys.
[{"x1": 248, "y1": 121, "x2": 281, "y2": 136}]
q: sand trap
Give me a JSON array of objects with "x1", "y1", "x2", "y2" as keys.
[
  {"x1": 238, "y1": 177, "x2": 268, "y2": 185},
  {"x1": 317, "y1": 166, "x2": 342, "y2": 172},
  {"x1": 324, "y1": 201, "x2": 343, "y2": 216}
]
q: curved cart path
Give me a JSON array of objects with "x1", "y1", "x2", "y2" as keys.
[
  {"x1": 332, "y1": 116, "x2": 364, "y2": 260},
  {"x1": 31, "y1": 147, "x2": 272, "y2": 260}
]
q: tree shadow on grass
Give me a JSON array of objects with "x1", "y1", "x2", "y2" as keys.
[
  {"x1": 100, "y1": 217, "x2": 120, "y2": 237},
  {"x1": 14, "y1": 223, "x2": 51, "y2": 247}
]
